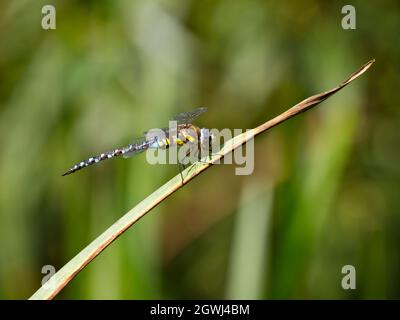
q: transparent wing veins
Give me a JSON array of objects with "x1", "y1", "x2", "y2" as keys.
[{"x1": 173, "y1": 107, "x2": 208, "y2": 124}]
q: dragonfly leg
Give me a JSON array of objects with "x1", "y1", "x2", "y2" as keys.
[
  {"x1": 197, "y1": 144, "x2": 223, "y2": 164},
  {"x1": 178, "y1": 161, "x2": 186, "y2": 185},
  {"x1": 177, "y1": 147, "x2": 194, "y2": 185}
]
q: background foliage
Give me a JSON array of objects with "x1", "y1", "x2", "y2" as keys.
[{"x1": 0, "y1": 0, "x2": 399, "y2": 299}]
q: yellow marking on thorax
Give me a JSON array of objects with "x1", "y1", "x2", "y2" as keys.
[
  {"x1": 183, "y1": 132, "x2": 195, "y2": 142},
  {"x1": 166, "y1": 125, "x2": 201, "y2": 146},
  {"x1": 182, "y1": 125, "x2": 200, "y2": 143}
]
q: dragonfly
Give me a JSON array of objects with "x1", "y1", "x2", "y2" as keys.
[{"x1": 62, "y1": 107, "x2": 213, "y2": 177}]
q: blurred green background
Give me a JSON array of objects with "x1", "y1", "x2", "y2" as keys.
[{"x1": 0, "y1": 0, "x2": 399, "y2": 299}]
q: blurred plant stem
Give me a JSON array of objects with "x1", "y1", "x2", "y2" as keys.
[{"x1": 226, "y1": 180, "x2": 273, "y2": 299}]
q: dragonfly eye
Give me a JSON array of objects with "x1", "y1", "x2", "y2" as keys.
[{"x1": 200, "y1": 128, "x2": 216, "y2": 149}]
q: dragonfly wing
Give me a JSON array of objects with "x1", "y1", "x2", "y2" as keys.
[
  {"x1": 173, "y1": 107, "x2": 208, "y2": 124},
  {"x1": 142, "y1": 108, "x2": 207, "y2": 135},
  {"x1": 122, "y1": 147, "x2": 143, "y2": 159},
  {"x1": 143, "y1": 127, "x2": 169, "y2": 136}
]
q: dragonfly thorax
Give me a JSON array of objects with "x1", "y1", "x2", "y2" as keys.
[{"x1": 146, "y1": 125, "x2": 214, "y2": 151}]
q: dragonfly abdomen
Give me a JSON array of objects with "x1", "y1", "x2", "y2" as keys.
[{"x1": 62, "y1": 148, "x2": 124, "y2": 176}]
